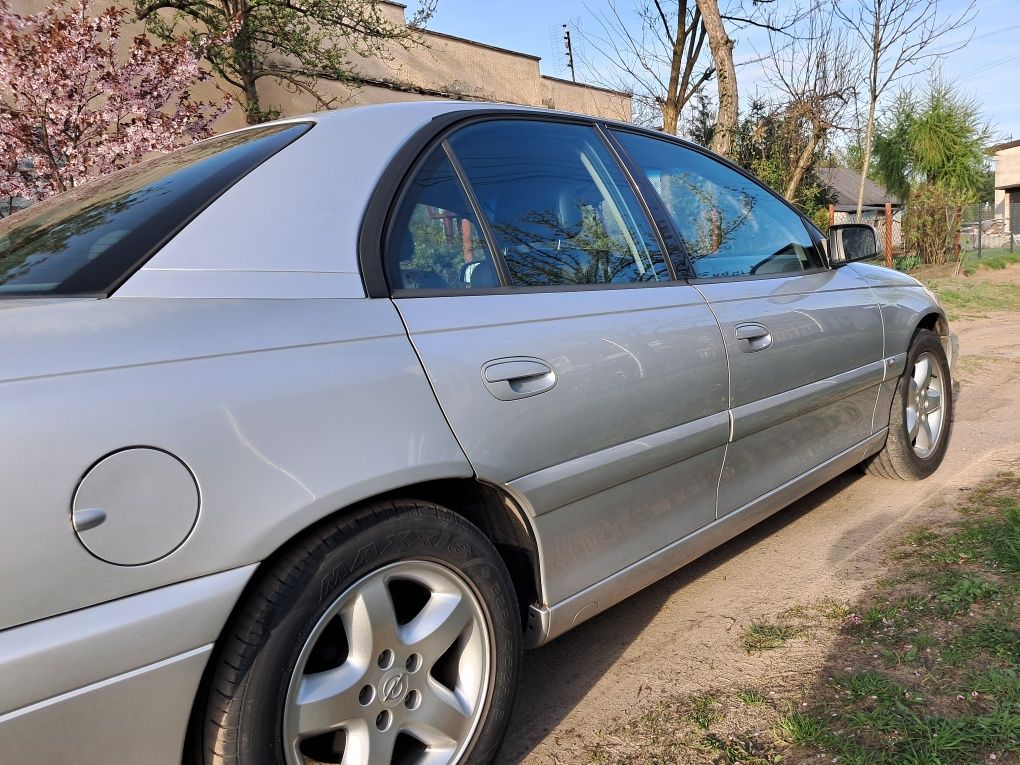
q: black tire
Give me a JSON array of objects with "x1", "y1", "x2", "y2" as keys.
[
  {"x1": 199, "y1": 500, "x2": 521, "y2": 765},
  {"x1": 865, "y1": 329, "x2": 953, "y2": 480}
]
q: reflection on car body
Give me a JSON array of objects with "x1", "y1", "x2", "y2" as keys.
[{"x1": 0, "y1": 102, "x2": 956, "y2": 765}]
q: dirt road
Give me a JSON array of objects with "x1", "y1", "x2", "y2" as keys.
[{"x1": 496, "y1": 268, "x2": 1020, "y2": 764}]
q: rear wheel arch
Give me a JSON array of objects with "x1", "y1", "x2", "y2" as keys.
[
  {"x1": 182, "y1": 478, "x2": 540, "y2": 764},
  {"x1": 361, "y1": 478, "x2": 543, "y2": 627}
]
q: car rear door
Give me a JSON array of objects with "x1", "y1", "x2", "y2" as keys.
[
  {"x1": 612, "y1": 130, "x2": 885, "y2": 515},
  {"x1": 385, "y1": 118, "x2": 729, "y2": 606}
]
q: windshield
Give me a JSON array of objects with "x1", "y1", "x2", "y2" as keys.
[{"x1": 0, "y1": 122, "x2": 310, "y2": 297}]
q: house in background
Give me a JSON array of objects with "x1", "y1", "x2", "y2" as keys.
[
  {"x1": 817, "y1": 166, "x2": 903, "y2": 252},
  {"x1": 817, "y1": 166, "x2": 903, "y2": 217},
  {"x1": 992, "y1": 139, "x2": 1020, "y2": 234}
]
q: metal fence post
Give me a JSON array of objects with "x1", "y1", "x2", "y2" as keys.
[{"x1": 885, "y1": 202, "x2": 893, "y2": 268}]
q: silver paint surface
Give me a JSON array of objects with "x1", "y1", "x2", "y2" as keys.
[
  {"x1": 0, "y1": 102, "x2": 953, "y2": 763},
  {"x1": 395, "y1": 285, "x2": 730, "y2": 603}
]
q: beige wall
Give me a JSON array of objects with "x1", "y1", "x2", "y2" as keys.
[
  {"x1": 541, "y1": 76, "x2": 632, "y2": 122},
  {"x1": 10, "y1": 0, "x2": 631, "y2": 132},
  {"x1": 994, "y1": 145, "x2": 1020, "y2": 230}
]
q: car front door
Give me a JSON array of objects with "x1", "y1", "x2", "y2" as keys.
[
  {"x1": 385, "y1": 118, "x2": 729, "y2": 606},
  {"x1": 613, "y1": 130, "x2": 885, "y2": 515}
]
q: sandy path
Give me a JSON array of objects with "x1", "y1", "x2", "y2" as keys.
[{"x1": 496, "y1": 268, "x2": 1020, "y2": 764}]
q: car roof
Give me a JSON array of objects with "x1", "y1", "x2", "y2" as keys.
[
  {"x1": 124, "y1": 101, "x2": 645, "y2": 299},
  {"x1": 122, "y1": 101, "x2": 718, "y2": 300}
]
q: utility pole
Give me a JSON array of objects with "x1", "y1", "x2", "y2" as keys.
[{"x1": 563, "y1": 25, "x2": 576, "y2": 82}]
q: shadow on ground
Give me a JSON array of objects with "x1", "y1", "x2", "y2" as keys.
[{"x1": 495, "y1": 469, "x2": 864, "y2": 763}]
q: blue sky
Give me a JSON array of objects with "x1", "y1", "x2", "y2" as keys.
[{"x1": 426, "y1": 0, "x2": 1018, "y2": 143}]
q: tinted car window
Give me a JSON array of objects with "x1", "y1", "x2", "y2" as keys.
[
  {"x1": 614, "y1": 131, "x2": 822, "y2": 279},
  {"x1": 0, "y1": 123, "x2": 309, "y2": 297},
  {"x1": 387, "y1": 147, "x2": 498, "y2": 290},
  {"x1": 448, "y1": 120, "x2": 669, "y2": 287}
]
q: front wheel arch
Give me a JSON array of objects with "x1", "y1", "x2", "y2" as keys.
[
  {"x1": 866, "y1": 328, "x2": 953, "y2": 480},
  {"x1": 916, "y1": 311, "x2": 953, "y2": 361}
]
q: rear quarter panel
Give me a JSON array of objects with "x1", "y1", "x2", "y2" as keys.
[{"x1": 0, "y1": 297, "x2": 470, "y2": 630}]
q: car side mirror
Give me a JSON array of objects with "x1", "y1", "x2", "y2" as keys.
[{"x1": 828, "y1": 224, "x2": 879, "y2": 267}]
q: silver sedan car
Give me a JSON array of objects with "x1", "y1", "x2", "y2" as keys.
[{"x1": 0, "y1": 102, "x2": 956, "y2": 765}]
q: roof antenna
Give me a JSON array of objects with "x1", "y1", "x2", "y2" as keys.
[{"x1": 563, "y1": 24, "x2": 576, "y2": 82}]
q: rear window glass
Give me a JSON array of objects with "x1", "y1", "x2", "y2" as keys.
[{"x1": 0, "y1": 123, "x2": 310, "y2": 297}]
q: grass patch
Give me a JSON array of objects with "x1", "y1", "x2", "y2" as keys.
[
  {"x1": 740, "y1": 620, "x2": 806, "y2": 654},
  {"x1": 737, "y1": 688, "x2": 769, "y2": 706},
  {"x1": 925, "y1": 277, "x2": 1020, "y2": 319},
  {"x1": 587, "y1": 469, "x2": 1020, "y2": 765},
  {"x1": 685, "y1": 692, "x2": 721, "y2": 730},
  {"x1": 963, "y1": 247, "x2": 1020, "y2": 275},
  {"x1": 588, "y1": 688, "x2": 785, "y2": 764},
  {"x1": 784, "y1": 470, "x2": 1020, "y2": 764}
]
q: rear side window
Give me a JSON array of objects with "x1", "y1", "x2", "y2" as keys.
[
  {"x1": 613, "y1": 131, "x2": 822, "y2": 279},
  {"x1": 0, "y1": 123, "x2": 310, "y2": 297},
  {"x1": 387, "y1": 147, "x2": 498, "y2": 290},
  {"x1": 448, "y1": 120, "x2": 669, "y2": 287}
]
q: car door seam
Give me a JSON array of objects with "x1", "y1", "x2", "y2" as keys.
[
  {"x1": 387, "y1": 298, "x2": 477, "y2": 476},
  {"x1": 862, "y1": 280, "x2": 889, "y2": 434},
  {"x1": 691, "y1": 283, "x2": 731, "y2": 523}
]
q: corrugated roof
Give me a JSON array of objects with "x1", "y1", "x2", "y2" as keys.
[{"x1": 817, "y1": 167, "x2": 902, "y2": 209}]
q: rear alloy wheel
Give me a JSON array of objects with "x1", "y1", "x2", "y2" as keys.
[
  {"x1": 200, "y1": 501, "x2": 520, "y2": 765},
  {"x1": 284, "y1": 560, "x2": 490, "y2": 765},
  {"x1": 865, "y1": 329, "x2": 953, "y2": 480}
]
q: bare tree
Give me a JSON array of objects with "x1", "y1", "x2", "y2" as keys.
[
  {"x1": 577, "y1": 0, "x2": 800, "y2": 146},
  {"x1": 766, "y1": 6, "x2": 858, "y2": 200},
  {"x1": 696, "y1": 0, "x2": 737, "y2": 156},
  {"x1": 577, "y1": 0, "x2": 712, "y2": 132},
  {"x1": 834, "y1": 0, "x2": 975, "y2": 215}
]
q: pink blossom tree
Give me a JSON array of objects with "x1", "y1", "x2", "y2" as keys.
[{"x1": 0, "y1": 0, "x2": 232, "y2": 215}]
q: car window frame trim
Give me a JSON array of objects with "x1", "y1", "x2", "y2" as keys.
[
  {"x1": 597, "y1": 125, "x2": 695, "y2": 281},
  {"x1": 441, "y1": 139, "x2": 514, "y2": 287},
  {"x1": 359, "y1": 109, "x2": 682, "y2": 298}
]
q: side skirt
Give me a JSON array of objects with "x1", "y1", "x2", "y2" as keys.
[{"x1": 524, "y1": 429, "x2": 887, "y2": 648}]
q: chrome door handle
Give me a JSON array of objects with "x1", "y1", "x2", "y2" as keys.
[
  {"x1": 481, "y1": 357, "x2": 556, "y2": 401},
  {"x1": 734, "y1": 322, "x2": 772, "y2": 352}
]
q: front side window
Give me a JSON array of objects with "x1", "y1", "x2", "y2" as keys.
[
  {"x1": 448, "y1": 120, "x2": 669, "y2": 287},
  {"x1": 614, "y1": 131, "x2": 822, "y2": 279},
  {"x1": 0, "y1": 123, "x2": 309, "y2": 297}
]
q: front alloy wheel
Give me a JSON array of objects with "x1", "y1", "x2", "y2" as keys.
[
  {"x1": 865, "y1": 328, "x2": 953, "y2": 480},
  {"x1": 904, "y1": 350, "x2": 945, "y2": 459}
]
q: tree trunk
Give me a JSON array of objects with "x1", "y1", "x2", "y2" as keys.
[
  {"x1": 659, "y1": 0, "x2": 687, "y2": 134},
  {"x1": 230, "y1": 3, "x2": 264, "y2": 125},
  {"x1": 661, "y1": 99, "x2": 679, "y2": 135},
  {"x1": 696, "y1": 0, "x2": 737, "y2": 157},
  {"x1": 785, "y1": 128, "x2": 819, "y2": 201},
  {"x1": 240, "y1": 70, "x2": 262, "y2": 125},
  {"x1": 856, "y1": 95, "x2": 877, "y2": 219}
]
